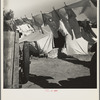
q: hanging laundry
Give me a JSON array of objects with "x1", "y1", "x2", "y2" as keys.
[
  {"x1": 30, "y1": 17, "x2": 40, "y2": 31},
  {"x1": 58, "y1": 8, "x2": 73, "y2": 39},
  {"x1": 51, "y1": 10, "x2": 60, "y2": 29},
  {"x1": 57, "y1": 8, "x2": 68, "y2": 19},
  {"x1": 69, "y1": 17, "x2": 81, "y2": 38},
  {"x1": 64, "y1": 6, "x2": 76, "y2": 18},
  {"x1": 57, "y1": 19, "x2": 88, "y2": 55},
  {"x1": 81, "y1": 28, "x2": 95, "y2": 45},
  {"x1": 22, "y1": 17, "x2": 29, "y2": 23},
  {"x1": 82, "y1": 20, "x2": 97, "y2": 38},
  {"x1": 22, "y1": 18, "x2": 32, "y2": 26},
  {"x1": 14, "y1": 19, "x2": 24, "y2": 25},
  {"x1": 42, "y1": 13, "x2": 59, "y2": 38},
  {"x1": 32, "y1": 14, "x2": 44, "y2": 32},
  {"x1": 68, "y1": 0, "x2": 91, "y2": 11},
  {"x1": 64, "y1": 6, "x2": 81, "y2": 39},
  {"x1": 59, "y1": 19, "x2": 69, "y2": 36},
  {"x1": 33, "y1": 14, "x2": 44, "y2": 27}
]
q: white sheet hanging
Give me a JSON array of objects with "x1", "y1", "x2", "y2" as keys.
[{"x1": 59, "y1": 19, "x2": 88, "y2": 55}]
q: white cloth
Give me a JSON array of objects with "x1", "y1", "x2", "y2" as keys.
[
  {"x1": 58, "y1": 20, "x2": 88, "y2": 55},
  {"x1": 17, "y1": 24, "x2": 34, "y2": 32},
  {"x1": 59, "y1": 20, "x2": 69, "y2": 36},
  {"x1": 65, "y1": 30, "x2": 88, "y2": 55},
  {"x1": 17, "y1": 24, "x2": 34, "y2": 36},
  {"x1": 19, "y1": 25, "x2": 54, "y2": 54}
]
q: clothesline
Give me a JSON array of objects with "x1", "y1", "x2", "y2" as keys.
[{"x1": 13, "y1": 0, "x2": 90, "y2": 20}]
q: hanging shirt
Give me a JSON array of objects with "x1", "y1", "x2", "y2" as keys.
[
  {"x1": 68, "y1": 18, "x2": 81, "y2": 38},
  {"x1": 51, "y1": 10, "x2": 60, "y2": 29},
  {"x1": 42, "y1": 13, "x2": 59, "y2": 38}
]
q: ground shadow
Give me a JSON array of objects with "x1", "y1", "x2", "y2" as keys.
[
  {"x1": 59, "y1": 76, "x2": 97, "y2": 88},
  {"x1": 61, "y1": 57, "x2": 91, "y2": 68},
  {"x1": 28, "y1": 53, "x2": 96, "y2": 88},
  {"x1": 28, "y1": 74, "x2": 96, "y2": 88},
  {"x1": 58, "y1": 55, "x2": 96, "y2": 88},
  {"x1": 29, "y1": 74, "x2": 61, "y2": 88}
]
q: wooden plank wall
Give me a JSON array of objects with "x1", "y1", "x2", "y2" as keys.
[{"x1": 4, "y1": 31, "x2": 19, "y2": 88}]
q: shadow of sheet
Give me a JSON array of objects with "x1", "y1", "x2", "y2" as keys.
[
  {"x1": 28, "y1": 55, "x2": 96, "y2": 88},
  {"x1": 29, "y1": 74, "x2": 96, "y2": 88},
  {"x1": 59, "y1": 76, "x2": 97, "y2": 88},
  {"x1": 29, "y1": 74, "x2": 61, "y2": 88},
  {"x1": 60, "y1": 57, "x2": 91, "y2": 68}
]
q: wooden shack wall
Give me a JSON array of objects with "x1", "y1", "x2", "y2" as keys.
[{"x1": 4, "y1": 31, "x2": 19, "y2": 88}]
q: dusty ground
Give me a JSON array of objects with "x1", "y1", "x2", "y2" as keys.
[{"x1": 22, "y1": 53, "x2": 96, "y2": 88}]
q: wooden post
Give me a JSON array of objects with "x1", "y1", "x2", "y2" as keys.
[
  {"x1": 23, "y1": 41, "x2": 30, "y2": 83},
  {"x1": 4, "y1": 31, "x2": 15, "y2": 88},
  {"x1": 12, "y1": 32, "x2": 19, "y2": 88}
]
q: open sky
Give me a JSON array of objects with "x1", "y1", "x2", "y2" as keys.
[
  {"x1": 3, "y1": 0, "x2": 97, "y2": 23},
  {"x1": 4, "y1": 0, "x2": 83, "y2": 18}
]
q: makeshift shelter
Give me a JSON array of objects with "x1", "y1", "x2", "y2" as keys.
[{"x1": 19, "y1": 25, "x2": 54, "y2": 55}]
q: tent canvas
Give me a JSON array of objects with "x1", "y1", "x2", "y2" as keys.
[{"x1": 19, "y1": 25, "x2": 54, "y2": 54}]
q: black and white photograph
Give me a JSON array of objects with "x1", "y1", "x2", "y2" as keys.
[{"x1": 3, "y1": 0, "x2": 98, "y2": 91}]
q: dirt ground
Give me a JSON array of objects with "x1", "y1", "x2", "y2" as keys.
[{"x1": 22, "y1": 53, "x2": 96, "y2": 88}]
